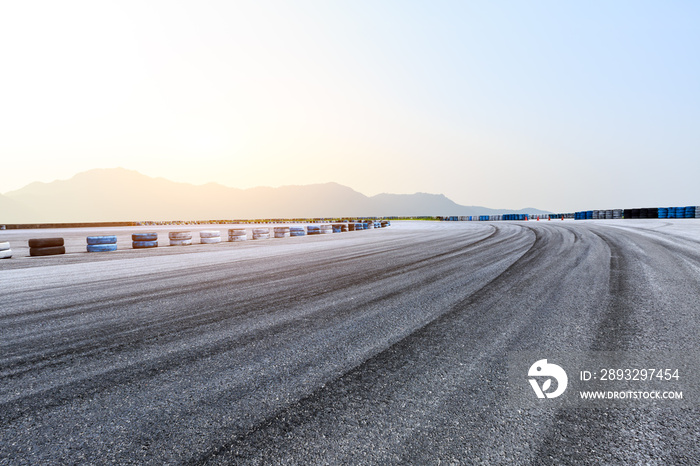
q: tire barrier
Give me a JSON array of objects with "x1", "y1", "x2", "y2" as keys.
[
  {"x1": 685, "y1": 206, "x2": 695, "y2": 219},
  {"x1": 169, "y1": 231, "x2": 192, "y2": 246},
  {"x1": 87, "y1": 243, "x2": 118, "y2": 253},
  {"x1": 30, "y1": 245, "x2": 66, "y2": 257},
  {"x1": 29, "y1": 238, "x2": 66, "y2": 257},
  {"x1": 200, "y1": 230, "x2": 222, "y2": 244},
  {"x1": 341, "y1": 224, "x2": 349, "y2": 232},
  {"x1": 613, "y1": 209, "x2": 622, "y2": 219},
  {"x1": 320, "y1": 224, "x2": 333, "y2": 234},
  {"x1": 307, "y1": 225, "x2": 320, "y2": 235},
  {"x1": 228, "y1": 229, "x2": 247, "y2": 241},
  {"x1": 132, "y1": 233, "x2": 157, "y2": 242},
  {"x1": 503, "y1": 214, "x2": 529, "y2": 221},
  {"x1": 170, "y1": 239, "x2": 193, "y2": 246},
  {"x1": 87, "y1": 235, "x2": 117, "y2": 245},
  {"x1": 132, "y1": 233, "x2": 158, "y2": 249},
  {"x1": 274, "y1": 227, "x2": 290, "y2": 238},
  {"x1": 332, "y1": 224, "x2": 343, "y2": 233},
  {"x1": 252, "y1": 228, "x2": 270, "y2": 240},
  {"x1": 133, "y1": 240, "x2": 158, "y2": 249},
  {"x1": 366, "y1": 222, "x2": 374, "y2": 229},
  {"x1": 0, "y1": 241, "x2": 11, "y2": 259},
  {"x1": 696, "y1": 207, "x2": 700, "y2": 219},
  {"x1": 290, "y1": 226, "x2": 306, "y2": 237},
  {"x1": 658, "y1": 208, "x2": 668, "y2": 219},
  {"x1": 29, "y1": 238, "x2": 64, "y2": 248},
  {"x1": 86, "y1": 235, "x2": 117, "y2": 252}
]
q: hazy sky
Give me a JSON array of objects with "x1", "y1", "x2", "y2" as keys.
[{"x1": 1, "y1": 1, "x2": 698, "y2": 211}]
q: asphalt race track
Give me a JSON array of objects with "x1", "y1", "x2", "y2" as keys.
[{"x1": 2, "y1": 220, "x2": 700, "y2": 464}]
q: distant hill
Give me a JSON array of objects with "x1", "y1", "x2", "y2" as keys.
[{"x1": 1, "y1": 168, "x2": 550, "y2": 223}]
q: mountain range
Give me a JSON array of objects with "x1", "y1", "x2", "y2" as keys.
[{"x1": 1, "y1": 168, "x2": 550, "y2": 223}]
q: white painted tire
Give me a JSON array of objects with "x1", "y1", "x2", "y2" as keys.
[
  {"x1": 0, "y1": 241, "x2": 10, "y2": 251},
  {"x1": 253, "y1": 228, "x2": 270, "y2": 234},
  {"x1": 228, "y1": 235, "x2": 247, "y2": 241},
  {"x1": 274, "y1": 232, "x2": 290, "y2": 238},
  {"x1": 200, "y1": 230, "x2": 221, "y2": 239},
  {"x1": 0, "y1": 249, "x2": 11, "y2": 259},
  {"x1": 170, "y1": 239, "x2": 193, "y2": 246},
  {"x1": 169, "y1": 231, "x2": 192, "y2": 240},
  {"x1": 201, "y1": 237, "x2": 222, "y2": 244},
  {"x1": 228, "y1": 229, "x2": 247, "y2": 236},
  {"x1": 252, "y1": 233, "x2": 270, "y2": 240}
]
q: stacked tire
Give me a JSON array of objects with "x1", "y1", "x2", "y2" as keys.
[
  {"x1": 696, "y1": 207, "x2": 700, "y2": 219},
  {"x1": 253, "y1": 228, "x2": 270, "y2": 240},
  {"x1": 87, "y1": 235, "x2": 117, "y2": 252},
  {"x1": 228, "y1": 229, "x2": 247, "y2": 241},
  {"x1": 685, "y1": 206, "x2": 695, "y2": 219},
  {"x1": 29, "y1": 238, "x2": 65, "y2": 257},
  {"x1": 0, "y1": 241, "x2": 11, "y2": 259},
  {"x1": 307, "y1": 225, "x2": 320, "y2": 235},
  {"x1": 274, "y1": 227, "x2": 290, "y2": 238},
  {"x1": 319, "y1": 224, "x2": 333, "y2": 234},
  {"x1": 200, "y1": 230, "x2": 221, "y2": 244},
  {"x1": 290, "y1": 226, "x2": 306, "y2": 237},
  {"x1": 169, "y1": 231, "x2": 192, "y2": 246},
  {"x1": 332, "y1": 224, "x2": 343, "y2": 233},
  {"x1": 133, "y1": 232, "x2": 158, "y2": 249}
]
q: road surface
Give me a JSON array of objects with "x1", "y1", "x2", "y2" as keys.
[{"x1": 1, "y1": 220, "x2": 699, "y2": 464}]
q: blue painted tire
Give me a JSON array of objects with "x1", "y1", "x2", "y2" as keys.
[
  {"x1": 133, "y1": 240, "x2": 158, "y2": 248},
  {"x1": 87, "y1": 244, "x2": 117, "y2": 252},
  {"x1": 132, "y1": 233, "x2": 157, "y2": 241},
  {"x1": 87, "y1": 236, "x2": 117, "y2": 245}
]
